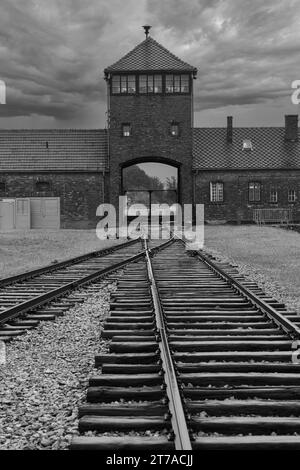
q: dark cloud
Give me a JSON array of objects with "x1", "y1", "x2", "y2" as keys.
[
  {"x1": 146, "y1": 0, "x2": 300, "y2": 114},
  {"x1": 0, "y1": 0, "x2": 119, "y2": 124},
  {"x1": 0, "y1": 0, "x2": 299, "y2": 127}
]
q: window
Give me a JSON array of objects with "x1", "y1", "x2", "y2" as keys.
[
  {"x1": 165, "y1": 74, "x2": 190, "y2": 93},
  {"x1": 210, "y1": 182, "x2": 224, "y2": 202},
  {"x1": 139, "y1": 74, "x2": 162, "y2": 94},
  {"x1": 0, "y1": 181, "x2": 5, "y2": 193},
  {"x1": 36, "y1": 181, "x2": 51, "y2": 192},
  {"x1": 170, "y1": 122, "x2": 179, "y2": 136},
  {"x1": 270, "y1": 189, "x2": 278, "y2": 203},
  {"x1": 112, "y1": 75, "x2": 136, "y2": 94},
  {"x1": 288, "y1": 189, "x2": 297, "y2": 203},
  {"x1": 249, "y1": 182, "x2": 261, "y2": 202},
  {"x1": 122, "y1": 123, "x2": 131, "y2": 137}
]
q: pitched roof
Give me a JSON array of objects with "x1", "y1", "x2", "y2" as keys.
[
  {"x1": 105, "y1": 37, "x2": 197, "y2": 74},
  {"x1": 193, "y1": 127, "x2": 300, "y2": 170},
  {"x1": 0, "y1": 129, "x2": 108, "y2": 172}
]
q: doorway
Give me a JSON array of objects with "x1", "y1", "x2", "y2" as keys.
[{"x1": 122, "y1": 161, "x2": 179, "y2": 219}]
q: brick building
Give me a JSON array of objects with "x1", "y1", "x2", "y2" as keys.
[{"x1": 0, "y1": 30, "x2": 299, "y2": 228}]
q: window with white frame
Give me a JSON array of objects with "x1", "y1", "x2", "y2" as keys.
[
  {"x1": 270, "y1": 189, "x2": 278, "y2": 203},
  {"x1": 288, "y1": 189, "x2": 297, "y2": 203},
  {"x1": 210, "y1": 182, "x2": 224, "y2": 202}
]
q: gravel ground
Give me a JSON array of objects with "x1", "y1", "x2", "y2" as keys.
[
  {"x1": 204, "y1": 225, "x2": 300, "y2": 314},
  {"x1": 0, "y1": 280, "x2": 115, "y2": 450},
  {"x1": 203, "y1": 245, "x2": 300, "y2": 315}
]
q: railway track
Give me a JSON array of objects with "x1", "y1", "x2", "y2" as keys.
[
  {"x1": 0, "y1": 239, "x2": 147, "y2": 342},
  {"x1": 71, "y1": 237, "x2": 300, "y2": 451}
]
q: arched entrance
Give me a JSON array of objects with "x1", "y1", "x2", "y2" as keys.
[{"x1": 121, "y1": 160, "x2": 179, "y2": 218}]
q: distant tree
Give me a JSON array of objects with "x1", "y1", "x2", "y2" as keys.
[
  {"x1": 123, "y1": 165, "x2": 164, "y2": 191},
  {"x1": 166, "y1": 176, "x2": 177, "y2": 190}
]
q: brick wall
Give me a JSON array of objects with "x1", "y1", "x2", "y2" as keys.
[
  {"x1": 108, "y1": 94, "x2": 194, "y2": 211},
  {"x1": 0, "y1": 172, "x2": 105, "y2": 228},
  {"x1": 195, "y1": 170, "x2": 300, "y2": 223}
]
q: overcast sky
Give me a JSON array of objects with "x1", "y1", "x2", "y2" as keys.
[{"x1": 0, "y1": 0, "x2": 299, "y2": 129}]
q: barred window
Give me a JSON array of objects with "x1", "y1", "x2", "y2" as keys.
[
  {"x1": 288, "y1": 189, "x2": 297, "y2": 203},
  {"x1": 122, "y1": 123, "x2": 131, "y2": 137},
  {"x1": 270, "y1": 189, "x2": 278, "y2": 203},
  {"x1": 249, "y1": 182, "x2": 261, "y2": 202},
  {"x1": 112, "y1": 75, "x2": 136, "y2": 94},
  {"x1": 139, "y1": 74, "x2": 162, "y2": 94},
  {"x1": 165, "y1": 74, "x2": 190, "y2": 93},
  {"x1": 210, "y1": 182, "x2": 224, "y2": 202},
  {"x1": 170, "y1": 122, "x2": 179, "y2": 136},
  {"x1": 36, "y1": 181, "x2": 51, "y2": 192}
]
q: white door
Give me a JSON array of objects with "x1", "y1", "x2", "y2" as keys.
[
  {"x1": 30, "y1": 198, "x2": 60, "y2": 229},
  {"x1": 15, "y1": 198, "x2": 31, "y2": 229},
  {"x1": 0, "y1": 200, "x2": 15, "y2": 230}
]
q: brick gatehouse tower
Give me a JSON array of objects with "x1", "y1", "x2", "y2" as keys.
[{"x1": 104, "y1": 26, "x2": 197, "y2": 216}]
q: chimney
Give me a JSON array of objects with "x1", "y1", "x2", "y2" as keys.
[
  {"x1": 285, "y1": 115, "x2": 298, "y2": 141},
  {"x1": 227, "y1": 116, "x2": 233, "y2": 143}
]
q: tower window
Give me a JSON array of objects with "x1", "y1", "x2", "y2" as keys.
[
  {"x1": 288, "y1": 189, "x2": 297, "y2": 202},
  {"x1": 170, "y1": 122, "x2": 179, "y2": 136},
  {"x1": 270, "y1": 189, "x2": 278, "y2": 203},
  {"x1": 139, "y1": 74, "x2": 162, "y2": 94},
  {"x1": 210, "y1": 182, "x2": 224, "y2": 202},
  {"x1": 36, "y1": 181, "x2": 51, "y2": 192},
  {"x1": 112, "y1": 75, "x2": 136, "y2": 94},
  {"x1": 249, "y1": 182, "x2": 261, "y2": 202},
  {"x1": 122, "y1": 123, "x2": 132, "y2": 137},
  {"x1": 165, "y1": 74, "x2": 190, "y2": 93}
]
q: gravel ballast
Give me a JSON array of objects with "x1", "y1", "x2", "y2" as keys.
[
  {"x1": 204, "y1": 246, "x2": 300, "y2": 314},
  {"x1": 0, "y1": 281, "x2": 115, "y2": 450},
  {"x1": 204, "y1": 225, "x2": 300, "y2": 313}
]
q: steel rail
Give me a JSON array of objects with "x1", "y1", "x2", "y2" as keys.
[
  {"x1": 177, "y1": 236, "x2": 300, "y2": 338},
  {"x1": 0, "y1": 238, "x2": 139, "y2": 288},
  {"x1": 196, "y1": 251, "x2": 300, "y2": 337},
  {"x1": 0, "y1": 250, "x2": 145, "y2": 325},
  {"x1": 0, "y1": 237, "x2": 175, "y2": 326},
  {"x1": 144, "y1": 238, "x2": 192, "y2": 450}
]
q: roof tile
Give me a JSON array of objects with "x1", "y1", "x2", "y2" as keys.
[
  {"x1": 0, "y1": 129, "x2": 108, "y2": 171},
  {"x1": 193, "y1": 127, "x2": 300, "y2": 170},
  {"x1": 105, "y1": 37, "x2": 197, "y2": 73}
]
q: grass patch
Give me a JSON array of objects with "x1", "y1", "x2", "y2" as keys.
[
  {"x1": 204, "y1": 225, "x2": 300, "y2": 308},
  {"x1": 0, "y1": 230, "x2": 121, "y2": 279}
]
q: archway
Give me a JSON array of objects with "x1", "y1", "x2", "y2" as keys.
[{"x1": 121, "y1": 160, "x2": 179, "y2": 218}]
